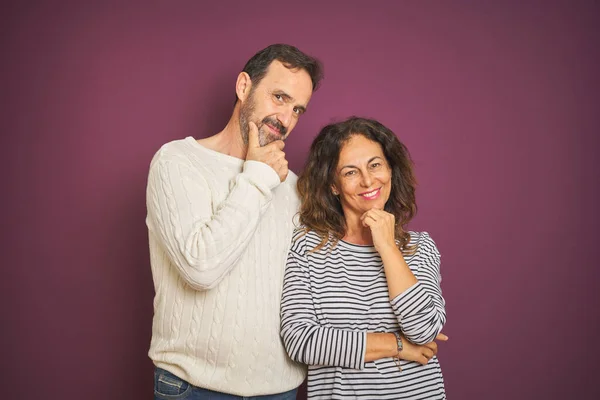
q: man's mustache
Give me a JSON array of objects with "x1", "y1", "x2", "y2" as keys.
[{"x1": 260, "y1": 117, "x2": 287, "y2": 136}]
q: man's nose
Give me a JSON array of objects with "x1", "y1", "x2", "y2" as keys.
[{"x1": 277, "y1": 107, "x2": 293, "y2": 128}]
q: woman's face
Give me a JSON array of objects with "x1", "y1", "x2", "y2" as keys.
[{"x1": 332, "y1": 134, "x2": 392, "y2": 221}]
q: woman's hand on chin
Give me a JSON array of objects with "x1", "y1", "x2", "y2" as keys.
[{"x1": 360, "y1": 208, "x2": 396, "y2": 253}]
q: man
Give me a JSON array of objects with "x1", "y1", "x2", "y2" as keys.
[{"x1": 146, "y1": 44, "x2": 323, "y2": 399}]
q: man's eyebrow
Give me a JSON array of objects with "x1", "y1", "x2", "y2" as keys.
[
  {"x1": 295, "y1": 104, "x2": 307, "y2": 114},
  {"x1": 275, "y1": 91, "x2": 293, "y2": 101}
]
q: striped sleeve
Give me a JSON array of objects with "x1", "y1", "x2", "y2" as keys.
[
  {"x1": 280, "y1": 245, "x2": 367, "y2": 370},
  {"x1": 390, "y1": 232, "x2": 446, "y2": 344}
]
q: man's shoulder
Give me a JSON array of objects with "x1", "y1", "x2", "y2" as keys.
[
  {"x1": 151, "y1": 137, "x2": 193, "y2": 161},
  {"x1": 149, "y1": 137, "x2": 215, "y2": 171},
  {"x1": 273, "y1": 170, "x2": 300, "y2": 208},
  {"x1": 283, "y1": 169, "x2": 299, "y2": 187}
]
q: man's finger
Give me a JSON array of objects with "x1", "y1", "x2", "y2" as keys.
[
  {"x1": 280, "y1": 168, "x2": 289, "y2": 182},
  {"x1": 265, "y1": 139, "x2": 285, "y2": 151},
  {"x1": 248, "y1": 121, "x2": 260, "y2": 148}
]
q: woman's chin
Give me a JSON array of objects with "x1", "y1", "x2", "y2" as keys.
[
  {"x1": 366, "y1": 199, "x2": 387, "y2": 210},
  {"x1": 356, "y1": 201, "x2": 385, "y2": 214}
]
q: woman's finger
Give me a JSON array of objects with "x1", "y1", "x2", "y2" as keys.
[
  {"x1": 435, "y1": 333, "x2": 449, "y2": 341},
  {"x1": 423, "y1": 348, "x2": 434, "y2": 359},
  {"x1": 361, "y1": 214, "x2": 377, "y2": 227}
]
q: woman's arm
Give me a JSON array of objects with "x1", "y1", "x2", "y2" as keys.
[
  {"x1": 366, "y1": 332, "x2": 447, "y2": 364},
  {"x1": 280, "y1": 249, "x2": 367, "y2": 370},
  {"x1": 281, "y1": 244, "x2": 446, "y2": 368},
  {"x1": 362, "y1": 210, "x2": 446, "y2": 345},
  {"x1": 388, "y1": 233, "x2": 446, "y2": 344}
]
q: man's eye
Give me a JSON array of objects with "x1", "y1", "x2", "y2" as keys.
[
  {"x1": 275, "y1": 94, "x2": 282, "y2": 101},
  {"x1": 293, "y1": 107, "x2": 301, "y2": 114}
]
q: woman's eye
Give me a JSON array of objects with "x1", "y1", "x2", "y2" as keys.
[
  {"x1": 371, "y1": 163, "x2": 381, "y2": 168},
  {"x1": 344, "y1": 170, "x2": 356, "y2": 176}
]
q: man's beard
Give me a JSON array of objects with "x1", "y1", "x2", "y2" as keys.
[{"x1": 240, "y1": 93, "x2": 288, "y2": 147}]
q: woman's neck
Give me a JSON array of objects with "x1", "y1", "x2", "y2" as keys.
[{"x1": 342, "y1": 213, "x2": 373, "y2": 245}]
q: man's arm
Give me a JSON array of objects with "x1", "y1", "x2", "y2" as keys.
[{"x1": 146, "y1": 156, "x2": 280, "y2": 290}]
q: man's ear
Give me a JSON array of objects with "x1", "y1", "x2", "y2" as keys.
[{"x1": 235, "y1": 72, "x2": 252, "y2": 102}]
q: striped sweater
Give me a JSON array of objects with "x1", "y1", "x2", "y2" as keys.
[{"x1": 281, "y1": 229, "x2": 446, "y2": 399}]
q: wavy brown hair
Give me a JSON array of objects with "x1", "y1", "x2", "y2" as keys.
[{"x1": 297, "y1": 117, "x2": 417, "y2": 253}]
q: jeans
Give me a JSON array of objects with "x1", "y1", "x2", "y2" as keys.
[{"x1": 154, "y1": 368, "x2": 298, "y2": 400}]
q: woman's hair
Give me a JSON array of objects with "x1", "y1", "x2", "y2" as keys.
[{"x1": 297, "y1": 117, "x2": 417, "y2": 252}]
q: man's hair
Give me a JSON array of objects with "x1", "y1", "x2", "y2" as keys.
[
  {"x1": 241, "y1": 44, "x2": 323, "y2": 95},
  {"x1": 297, "y1": 117, "x2": 418, "y2": 253}
]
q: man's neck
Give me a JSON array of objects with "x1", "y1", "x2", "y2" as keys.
[{"x1": 197, "y1": 113, "x2": 247, "y2": 159}]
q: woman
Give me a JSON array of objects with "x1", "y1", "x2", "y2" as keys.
[{"x1": 281, "y1": 117, "x2": 447, "y2": 399}]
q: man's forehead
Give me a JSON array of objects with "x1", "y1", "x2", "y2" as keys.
[
  {"x1": 260, "y1": 60, "x2": 312, "y2": 93},
  {"x1": 264, "y1": 60, "x2": 296, "y2": 76}
]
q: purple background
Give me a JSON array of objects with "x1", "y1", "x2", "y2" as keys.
[{"x1": 3, "y1": 1, "x2": 599, "y2": 399}]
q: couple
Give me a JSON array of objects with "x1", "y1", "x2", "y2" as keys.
[{"x1": 146, "y1": 44, "x2": 447, "y2": 400}]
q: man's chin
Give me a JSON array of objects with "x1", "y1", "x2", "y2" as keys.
[{"x1": 259, "y1": 132, "x2": 283, "y2": 147}]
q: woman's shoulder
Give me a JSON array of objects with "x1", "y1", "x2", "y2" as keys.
[
  {"x1": 407, "y1": 230, "x2": 432, "y2": 243},
  {"x1": 407, "y1": 231, "x2": 440, "y2": 258},
  {"x1": 290, "y1": 227, "x2": 327, "y2": 256}
]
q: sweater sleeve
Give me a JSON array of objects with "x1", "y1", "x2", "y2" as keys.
[
  {"x1": 390, "y1": 232, "x2": 446, "y2": 344},
  {"x1": 280, "y1": 244, "x2": 367, "y2": 370},
  {"x1": 146, "y1": 157, "x2": 280, "y2": 290}
]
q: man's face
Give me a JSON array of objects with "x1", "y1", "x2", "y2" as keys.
[{"x1": 240, "y1": 60, "x2": 313, "y2": 146}]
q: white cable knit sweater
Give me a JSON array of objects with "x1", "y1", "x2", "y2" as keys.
[{"x1": 145, "y1": 137, "x2": 305, "y2": 396}]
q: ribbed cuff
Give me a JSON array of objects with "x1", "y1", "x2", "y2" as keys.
[{"x1": 243, "y1": 160, "x2": 281, "y2": 190}]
